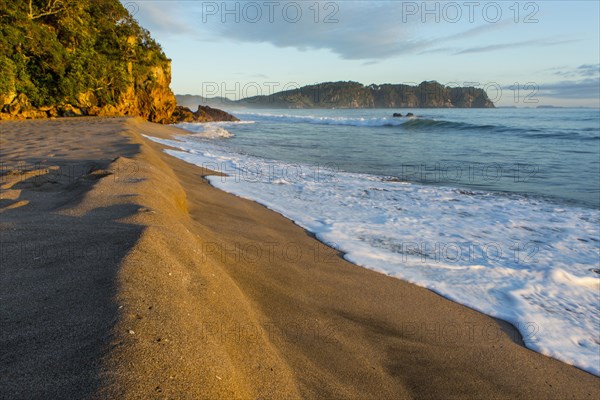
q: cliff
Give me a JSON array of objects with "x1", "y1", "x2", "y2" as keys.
[
  {"x1": 0, "y1": 0, "x2": 176, "y2": 123},
  {"x1": 239, "y1": 81, "x2": 495, "y2": 109}
]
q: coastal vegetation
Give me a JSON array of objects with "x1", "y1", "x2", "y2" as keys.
[
  {"x1": 239, "y1": 81, "x2": 496, "y2": 108},
  {"x1": 0, "y1": 0, "x2": 177, "y2": 122}
]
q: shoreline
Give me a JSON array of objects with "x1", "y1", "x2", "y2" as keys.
[
  {"x1": 150, "y1": 116, "x2": 600, "y2": 376},
  {"x1": 1, "y1": 117, "x2": 598, "y2": 398},
  {"x1": 146, "y1": 130, "x2": 530, "y2": 346},
  {"x1": 151, "y1": 138, "x2": 532, "y2": 345}
]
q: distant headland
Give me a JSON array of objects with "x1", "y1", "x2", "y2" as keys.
[{"x1": 177, "y1": 81, "x2": 495, "y2": 110}]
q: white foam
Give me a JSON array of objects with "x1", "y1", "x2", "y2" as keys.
[
  {"x1": 145, "y1": 133, "x2": 600, "y2": 376},
  {"x1": 173, "y1": 121, "x2": 256, "y2": 139},
  {"x1": 231, "y1": 112, "x2": 411, "y2": 127}
]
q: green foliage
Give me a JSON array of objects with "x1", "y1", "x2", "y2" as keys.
[
  {"x1": 242, "y1": 81, "x2": 494, "y2": 108},
  {"x1": 0, "y1": 0, "x2": 170, "y2": 108},
  {"x1": 0, "y1": 55, "x2": 16, "y2": 96}
]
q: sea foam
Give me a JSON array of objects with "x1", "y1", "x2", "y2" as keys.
[
  {"x1": 174, "y1": 121, "x2": 256, "y2": 139},
  {"x1": 232, "y1": 112, "x2": 410, "y2": 127}
]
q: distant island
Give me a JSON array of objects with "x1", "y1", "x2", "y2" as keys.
[{"x1": 177, "y1": 81, "x2": 495, "y2": 110}]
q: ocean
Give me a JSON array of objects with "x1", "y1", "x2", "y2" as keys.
[{"x1": 146, "y1": 107, "x2": 600, "y2": 375}]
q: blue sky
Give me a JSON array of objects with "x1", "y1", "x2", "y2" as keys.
[{"x1": 124, "y1": 1, "x2": 600, "y2": 106}]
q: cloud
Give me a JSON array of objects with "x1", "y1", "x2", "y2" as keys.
[
  {"x1": 197, "y1": 2, "x2": 441, "y2": 60},
  {"x1": 524, "y1": 78, "x2": 600, "y2": 100},
  {"x1": 553, "y1": 64, "x2": 600, "y2": 79},
  {"x1": 194, "y1": 1, "x2": 577, "y2": 60},
  {"x1": 455, "y1": 39, "x2": 577, "y2": 55},
  {"x1": 130, "y1": 1, "x2": 197, "y2": 35},
  {"x1": 418, "y1": 23, "x2": 507, "y2": 55},
  {"x1": 130, "y1": 0, "x2": 591, "y2": 63},
  {"x1": 577, "y1": 64, "x2": 600, "y2": 77},
  {"x1": 442, "y1": 20, "x2": 510, "y2": 42}
]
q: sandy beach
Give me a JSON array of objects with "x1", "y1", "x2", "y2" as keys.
[{"x1": 1, "y1": 117, "x2": 598, "y2": 399}]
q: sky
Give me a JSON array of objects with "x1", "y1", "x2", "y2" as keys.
[{"x1": 123, "y1": 0, "x2": 600, "y2": 107}]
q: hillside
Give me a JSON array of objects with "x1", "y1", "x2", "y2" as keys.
[
  {"x1": 235, "y1": 81, "x2": 495, "y2": 109},
  {"x1": 0, "y1": 0, "x2": 176, "y2": 122}
]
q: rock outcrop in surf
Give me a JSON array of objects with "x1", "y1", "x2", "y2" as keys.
[{"x1": 171, "y1": 105, "x2": 239, "y2": 123}]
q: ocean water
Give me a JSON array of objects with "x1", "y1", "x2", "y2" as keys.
[{"x1": 146, "y1": 107, "x2": 600, "y2": 375}]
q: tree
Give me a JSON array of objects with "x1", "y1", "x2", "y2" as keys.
[{"x1": 27, "y1": 0, "x2": 65, "y2": 20}]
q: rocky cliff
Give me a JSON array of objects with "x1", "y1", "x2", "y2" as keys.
[
  {"x1": 240, "y1": 81, "x2": 495, "y2": 108},
  {"x1": 0, "y1": 0, "x2": 176, "y2": 123}
]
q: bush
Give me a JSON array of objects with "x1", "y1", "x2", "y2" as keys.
[{"x1": 0, "y1": 0, "x2": 171, "y2": 109}]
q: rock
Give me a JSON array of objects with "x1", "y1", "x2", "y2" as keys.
[
  {"x1": 2, "y1": 93, "x2": 30, "y2": 115},
  {"x1": 132, "y1": 63, "x2": 177, "y2": 124},
  {"x1": 0, "y1": 92, "x2": 16, "y2": 108},
  {"x1": 2, "y1": 102, "x2": 19, "y2": 116},
  {"x1": 193, "y1": 105, "x2": 239, "y2": 122},
  {"x1": 22, "y1": 110, "x2": 49, "y2": 119},
  {"x1": 170, "y1": 105, "x2": 239, "y2": 123},
  {"x1": 58, "y1": 104, "x2": 83, "y2": 117},
  {"x1": 406, "y1": 112, "x2": 414, "y2": 117},
  {"x1": 47, "y1": 107, "x2": 60, "y2": 118},
  {"x1": 392, "y1": 113, "x2": 402, "y2": 117},
  {"x1": 170, "y1": 106, "x2": 196, "y2": 123}
]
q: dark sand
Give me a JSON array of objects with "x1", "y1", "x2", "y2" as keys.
[{"x1": 1, "y1": 117, "x2": 598, "y2": 399}]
